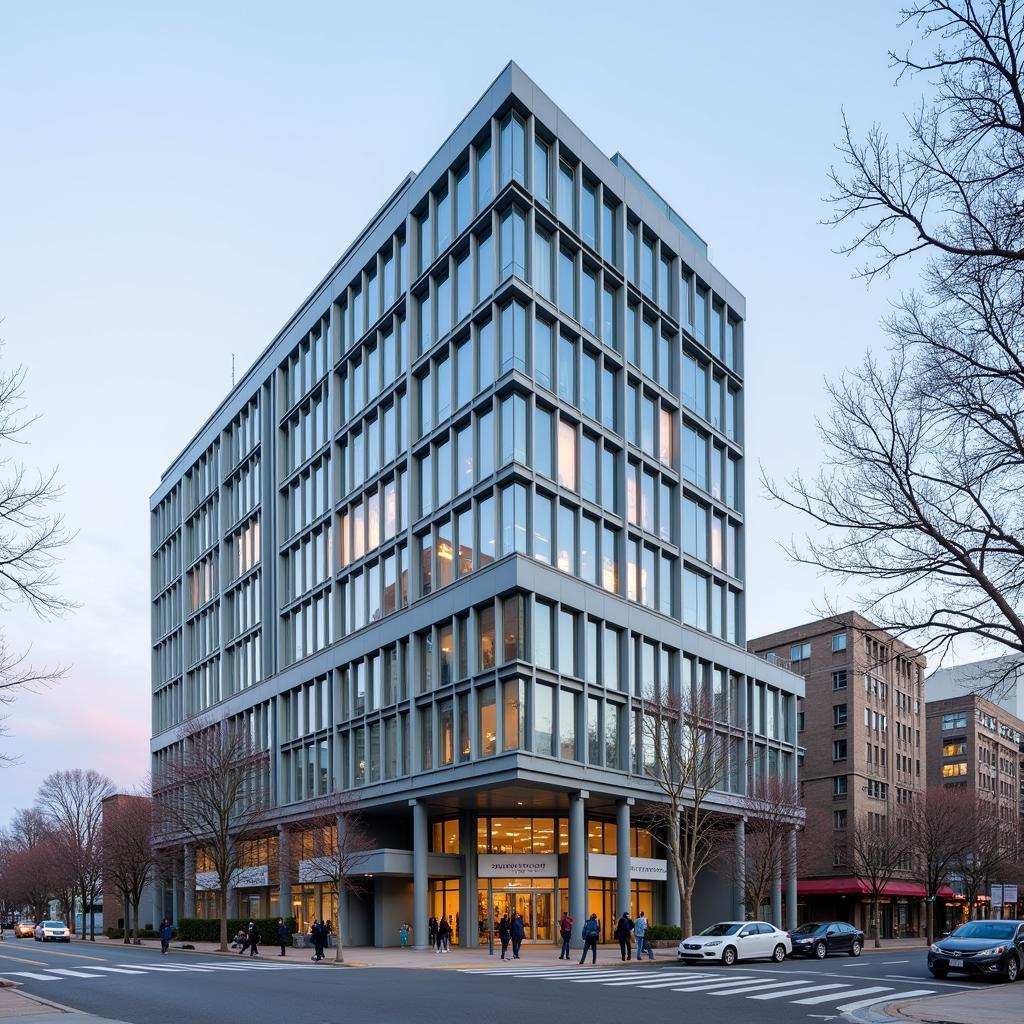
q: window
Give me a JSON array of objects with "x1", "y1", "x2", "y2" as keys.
[
  {"x1": 832, "y1": 739, "x2": 847, "y2": 761},
  {"x1": 832, "y1": 670, "x2": 847, "y2": 690},
  {"x1": 790, "y1": 642, "x2": 812, "y2": 662},
  {"x1": 500, "y1": 300, "x2": 527, "y2": 373},
  {"x1": 477, "y1": 231, "x2": 494, "y2": 303},
  {"x1": 534, "y1": 229, "x2": 553, "y2": 299},
  {"x1": 833, "y1": 775, "x2": 848, "y2": 797},
  {"x1": 557, "y1": 504, "x2": 575, "y2": 573},
  {"x1": 558, "y1": 249, "x2": 576, "y2": 319},
  {"x1": 942, "y1": 761, "x2": 968, "y2": 778},
  {"x1": 534, "y1": 137, "x2": 550, "y2": 206},
  {"x1": 479, "y1": 684, "x2": 496, "y2": 756},
  {"x1": 502, "y1": 594, "x2": 525, "y2": 663},
  {"x1": 601, "y1": 200, "x2": 616, "y2": 262},
  {"x1": 534, "y1": 600, "x2": 553, "y2": 670},
  {"x1": 535, "y1": 317, "x2": 553, "y2": 391},
  {"x1": 833, "y1": 704, "x2": 847, "y2": 727},
  {"x1": 942, "y1": 712, "x2": 968, "y2": 730},
  {"x1": 479, "y1": 603, "x2": 495, "y2": 670},
  {"x1": 831, "y1": 632, "x2": 848, "y2": 653},
  {"x1": 558, "y1": 334, "x2": 577, "y2": 405},
  {"x1": 534, "y1": 683, "x2": 554, "y2": 754},
  {"x1": 558, "y1": 609, "x2": 576, "y2": 675},
  {"x1": 558, "y1": 160, "x2": 575, "y2": 229},
  {"x1": 501, "y1": 207, "x2": 526, "y2": 280},
  {"x1": 476, "y1": 138, "x2": 493, "y2": 210},
  {"x1": 582, "y1": 179, "x2": 597, "y2": 248},
  {"x1": 581, "y1": 267, "x2": 598, "y2": 335},
  {"x1": 559, "y1": 689, "x2": 577, "y2": 759},
  {"x1": 833, "y1": 809, "x2": 847, "y2": 830},
  {"x1": 534, "y1": 407, "x2": 553, "y2": 479},
  {"x1": 942, "y1": 737, "x2": 967, "y2": 756},
  {"x1": 557, "y1": 419, "x2": 576, "y2": 491},
  {"x1": 533, "y1": 493, "x2": 552, "y2": 563},
  {"x1": 581, "y1": 350, "x2": 598, "y2": 421},
  {"x1": 499, "y1": 113, "x2": 524, "y2": 186}
]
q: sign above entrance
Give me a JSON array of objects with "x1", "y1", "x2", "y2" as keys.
[
  {"x1": 195, "y1": 865, "x2": 269, "y2": 891},
  {"x1": 588, "y1": 853, "x2": 667, "y2": 881},
  {"x1": 478, "y1": 854, "x2": 558, "y2": 879}
]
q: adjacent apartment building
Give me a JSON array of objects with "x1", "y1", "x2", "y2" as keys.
[
  {"x1": 150, "y1": 62, "x2": 804, "y2": 948},
  {"x1": 749, "y1": 613, "x2": 929, "y2": 937}
]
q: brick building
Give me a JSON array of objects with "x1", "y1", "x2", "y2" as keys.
[{"x1": 750, "y1": 612, "x2": 931, "y2": 937}]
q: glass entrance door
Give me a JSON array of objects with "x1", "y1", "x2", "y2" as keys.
[
  {"x1": 532, "y1": 891, "x2": 553, "y2": 941},
  {"x1": 484, "y1": 883, "x2": 556, "y2": 942}
]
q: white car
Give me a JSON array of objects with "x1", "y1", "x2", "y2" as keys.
[
  {"x1": 677, "y1": 920, "x2": 791, "y2": 965},
  {"x1": 34, "y1": 920, "x2": 71, "y2": 942}
]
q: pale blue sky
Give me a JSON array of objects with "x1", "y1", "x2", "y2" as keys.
[{"x1": 0, "y1": 0, "x2": 919, "y2": 815}]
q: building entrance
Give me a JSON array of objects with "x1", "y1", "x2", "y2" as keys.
[{"x1": 479, "y1": 880, "x2": 555, "y2": 942}]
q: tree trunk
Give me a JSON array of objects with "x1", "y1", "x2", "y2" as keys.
[
  {"x1": 335, "y1": 899, "x2": 345, "y2": 964},
  {"x1": 123, "y1": 893, "x2": 131, "y2": 944},
  {"x1": 926, "y1": 897, "x2": 933, "y2": 946},
  {"x1": 218, "y1": 887, "x2": 229, "y2": 951},
  {"x1": 132, "y1": 897, "x2": 141, "y2": 944},
  {"x1": 872, "y1": 895, "x2": 880, "y2": 948},
  {"x1": 682, "y1": 893, "x2": 693, "y2": 940},
  {"x1": 89, "y1": 903, "x2": 96, "y2": 941}
]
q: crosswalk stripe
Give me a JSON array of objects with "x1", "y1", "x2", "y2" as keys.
[
  {"x1": 793, "y1": 985, "x2": 892, "y2": 1005},
  {"x1": 5, "y1": 972, "x2": 61, "y2": 981},
  {"x1": 670, "y1": 978, "x2": 772, "y2": 993},
  {"x1": 710, "y1": 979, "x2": 824, "y2": 996},
  {"x1": 748, "y1": 984, "x2": 851, "y2": 1001},
  {"x1": 836, "y1": 989, "x2": 933, "y2": 1012},
  {"x1": 91, "y1": 967, "x2": 148, "y2": 975},
  {"x1": 47, "y1": 968, "x2": 102, "y2": 978}
]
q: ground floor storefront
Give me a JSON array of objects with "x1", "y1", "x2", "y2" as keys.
[
  {"x1": 164, "y1": 789, "x2": 799, "y2": 948},
  {"x1": 797, "y1": 878, "x2": 960, "y2": 939}
]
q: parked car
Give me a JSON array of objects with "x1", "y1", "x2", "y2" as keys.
[
  {"x1": 13, "y1": 920, "x2": 36, "y2": 938},
  {"x1": 677, "y1": 921, "x2": 792, "y2": 965},
  {"x1": 790, "y1": 921, "x2": 864, "y2": 959},
  {"x1": 928, "y1": 919, "x2": 1023, "y2": 982},
  {"x1": 34, "y1": 920, "x2": 71, "y2": 942}
]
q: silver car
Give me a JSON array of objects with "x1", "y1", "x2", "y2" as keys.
[{"x1": 677, "y1": 920, "x2": 792, "y2": 965}]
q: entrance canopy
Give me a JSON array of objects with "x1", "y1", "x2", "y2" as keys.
[{"x1": 799, "y1": 878, "x2": 957, "y2": 899}]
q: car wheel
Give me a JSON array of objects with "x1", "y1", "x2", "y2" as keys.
[
  {"x1": 930, "y1": 968, "x2": 948, "y2": 979},
  {"x1": 850, "y1": 940, "x2": 861, "y2": 957},
  {"x1": 722, "y1": 946, "x2": 737, "y2": 966},
  {"x1": 1005, "y1": 956, "x2": 1019, "y2": 983},
  {"x1": 773, "y1": 944, "x2": 787, "y2": 963},
  {"x1": 814, "y1": 941, "x2": 828, "y2": 960}
]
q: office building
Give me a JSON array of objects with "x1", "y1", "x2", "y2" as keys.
[
  {"x1": 150, "y1": 62, "x2": 803, "y2": 947},
  {"x1": 749, "y1": 613, "x2": 929, "y2": 937}
]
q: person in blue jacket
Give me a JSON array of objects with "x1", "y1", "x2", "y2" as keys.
[
  {"x1": 510, "y1": 912, "x2": 525, "y2": 959},
  {"x1": 159, "y1": 919, "x2": 172, "y2": 955},
  {"x1": 579, "y1": 913, "x2": 600, "y2": 965}
]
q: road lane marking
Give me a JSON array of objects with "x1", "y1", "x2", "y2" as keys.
[
  {"x1": 26, "y1": 947, "x2": 110, "y2": 962},
  {"x1": 881, "y1": 960, "x2": 909, "y2": 964},
  {"x1": 47, "y1": 968, "x2": 103, "y2": 978},
  {"x1": 793, "y1": 985, "x2": 892, "y2": 1005},
  {"x1": 3, "y1": 971, "x2": 61, "y2": 981},
  {"x1": 710, "y1": 979, "x2": 828, "y2": 996},
  {"x1": 836, "y1": 989, "x2": 934, "y2": 1012},
  {"x1": 91, "y1": 966, "x2": 148, "y2": 974},
  {"x1": 0, "y1": 951, "x2": 50, "y2": 966},
  {"x1": 749, "y1": 984, "x2": 852, "y2": 1000}
]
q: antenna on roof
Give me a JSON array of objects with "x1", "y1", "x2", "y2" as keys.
[{"x1": 231, "y1": 353, "x2": 235, "y2": 387}]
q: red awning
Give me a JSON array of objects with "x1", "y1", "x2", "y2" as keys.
[{"x1": 798, "y1": 878, "x2": 958, "y2": 899}]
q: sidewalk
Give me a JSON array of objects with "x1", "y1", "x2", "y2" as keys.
[
  {"x1": 0, "y1": 983, "x2": 127, "y2": 1024},
  {"x1": 87, "y1": 935, "x2": 659, "y2": 968},
  {"x1": 888, "y1": 986, "x2": 1020, "y2": 1024}
]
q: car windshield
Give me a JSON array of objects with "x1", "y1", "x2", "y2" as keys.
[
  {"x1": 699, "y1": 923, "x2": 742, "y2": 937},
  {"x1": 792, "y1": 922, "x2": 826, "y2": 935},
  {"x1": 949, "y1": 922, "x2": 1015, "y2": 941},
  {"x1": 43, "y1": 922, "x2": 63, "y2": 928}
]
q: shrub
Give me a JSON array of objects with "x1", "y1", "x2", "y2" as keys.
[
  {"x1": 644, "y1": 925, "x2": 682, "y2": 941},
  {"x1": 105, "y1": 926, "x2": 161, "y2": 940},
  {"x1": 175, "y1": 916, "x2": 296, "y2": 943}
]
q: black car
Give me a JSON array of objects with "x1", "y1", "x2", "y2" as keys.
[
  {"x1": 789, "y1": 921, "x2": 864, "y2": 959},
  {"x1": 929, "y1": 919, "x2": 1023, "y2": 982}
]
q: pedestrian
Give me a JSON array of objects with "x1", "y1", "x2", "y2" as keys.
[
  {"x1": 510, "y1": 911, "x2": 525, "y2": 959},
  {"x1": 159, "y1": 918, "x2": 172, "y2": 955},
  {"x1": 634, "y1": 910, "x2": 653, "y2": 960},
  {"x1": 428, "y1": 915, "x2": 439, "y2": 952},
  {"x1": 399, "y1": 923, "x2": 410, "y2": 947},
  {"x1": 310, "y1": 918, "x2": 323, "y2": 961},
  {"x1": 323, "y1": 918, "x2": 333, "y2": 953},
  {"x1": 497, "y1": 913, "x2": 511, "y2": 960},
  {"x1": 578, "y1": 913, "x2": 600, "y2": 965},
  {"x1": 558, "y1": 911, "x2": 573, "y2": 960},
  {"x1": 615, "y1": 911, "x2": 634, "y2": 961},
  {"x1": 438, "y1": 914, "x2": 451, "y2": 952},
  {"x1": 246, "y1": 920, "x2": 260, "y2": 957},
  {"x1": 276, "y1": 918, "x2": 289, "y2": 957}
]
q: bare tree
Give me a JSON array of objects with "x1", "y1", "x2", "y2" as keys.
[
  {"x1": 286, "y1": 792, "x2": 374, "y2": 963},
  {"x1": 910, "y1": 786, "x2": 975, "y2": 944},
  {"x1": 954, "y1": 797, "x2": 1008, "y2": 918},
  {"x1": 103, "y1": 793, "x2": 155, "y2": 944},
  {"x1": 641, "y1": 687, "x2": 730, "y2": 937},
  {"x1": 0, "y1": 344, "x2": 72, "y2": 761},
  {"x1": 843, "y1": 811, "x2": 913, "y2": 947},
  {"x1": 153, "y1": 715, "x2": 270, "y2": 951},
  {"x1": 737, "y1": 776, "x2": 802, "y2": 920},
  {"x1": 769, "y1": 2, "x2": 1024, "y2": 696},
  {"x1": 38, "y1": 769, "x2": 115, "y2": 940}
]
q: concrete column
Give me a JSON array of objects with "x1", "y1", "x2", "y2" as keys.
[
  {"x1": 786, "y1": 828, "x2": 798, "y2": 932},
  {"x1": 665, "y1": 815, "x2": 681, "y2": 928},
  {"x1": 460, "y1": 812, "x2": 477, "y2": 947},
  {"x1": 734, "y1": 816, "x2": 746, "y2": 921},
  {"x1": 171, "y1": 857, "x2": 180, "y2": 925},
  {"x1": 616, "y1": 799, "x2": 632, "y2": 916},
  {"x1": 183, "y1": 843, "x2": 196, "y2": 918},
  {"x1": 278, "y1": 825, "x2": 291, "y2": 923},
  {"x1": 568, "y1": 790, "x2": 588, "y2": 949},
  {"x1": 338, "y1": 889, "x2": 351, "y2": 946},
  {"x1": 411, "y1": 799, "x2": 428, "y2": 949},
  {"x1": 771, "y1": 853, "x2": 783, "y2": 929}
]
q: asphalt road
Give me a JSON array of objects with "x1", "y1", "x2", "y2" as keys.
[{"x1": 0, "y1": 939, "x2": 999, "y2": 1024}]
